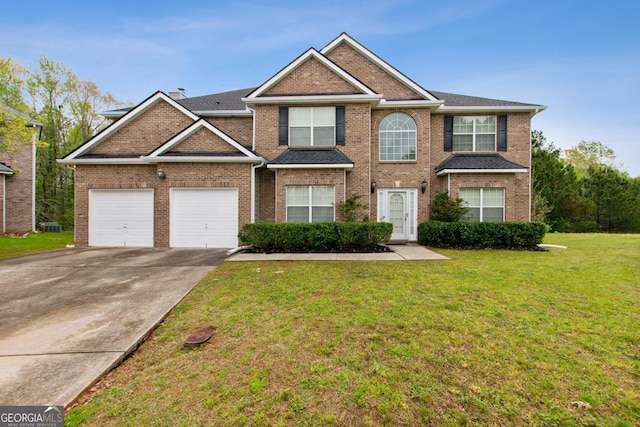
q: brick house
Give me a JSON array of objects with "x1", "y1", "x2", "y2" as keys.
[
  {"x1": 0, "y1": 105, "x2": 41, "y2": 234},
  {"x1": 60, "y1": 33, "x2": 545, "y2": 248}
]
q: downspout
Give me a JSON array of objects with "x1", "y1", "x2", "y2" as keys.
[
  {"x1": 251, "y1": 161, "x2": 264, "y2": 223},
  {"x1": 528, "y1": 109, "x2": 538, "y2": 222},
  {"x1": 2, "y1": 175, "x2": 5, "y2": 233},
  {"x1": 248, "y1": 107, "x2": 256, "y2": 152},
  {"x1": 31, "y1": 124, "x2": 41, "y2": 232},
  {"x1": 247, "y1": 106, "x2": 262, "y2": 223}
]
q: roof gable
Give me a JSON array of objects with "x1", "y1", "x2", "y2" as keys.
[
  {"x1": 63, "y1": 92, "x2": 199, "y2": 160},
  {"x1": 246, "y1": 48, "x2": 376, "y2": 100},
  {"x1": 145, "y1": 119, "x2": 259, "y2": 162},
  {"x1": 321, "y1": 33, "x2": 440, "y2": 103}
]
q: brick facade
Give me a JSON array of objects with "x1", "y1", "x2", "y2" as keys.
[
  {"x1": 1, "y1": 135, "x2": 36, "y2": 234},
  {"x1": 64, "y1": 33, "x2": 541, "y2": 247}
]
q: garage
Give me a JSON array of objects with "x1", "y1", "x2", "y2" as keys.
[
  {"x1": 88, "y1": 189, "x2": 154, "y2": 247},
  {"x1": 170, "y1": 188, "x2": 238, "y2": 248}
]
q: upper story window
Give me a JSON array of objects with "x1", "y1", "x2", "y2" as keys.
[
  {"x1": 445, "y1": 115, "x2": 507, "y2": 152},
  {"x1": 379, "y1": 112, "x2": 416, "y2": 161},
  {"x1": 453, "y1": 116, "x2": 496, "y2": 151},
  {"x1": 289, "y1": 107, "x2": 335, "y2": 146}
]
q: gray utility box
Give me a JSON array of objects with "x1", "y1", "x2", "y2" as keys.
[{"x1": 41, "y1": 222, "x2": 62, "y2": 232}]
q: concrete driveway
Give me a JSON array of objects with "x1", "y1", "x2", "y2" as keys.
[{"x1": 0, "y1": 247, "x2": 227, "y2": 407}]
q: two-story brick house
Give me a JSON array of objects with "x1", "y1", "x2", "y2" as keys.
[{"x1": 60, "y1": 33, "x2": 545, "y2": 248}]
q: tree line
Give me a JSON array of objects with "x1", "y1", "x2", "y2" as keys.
[
  {"x1": 1, "y1": 56, "x2": 123, "y2": 228},
  {"x1": 532, "y1": 131, "x2": 640, "y2": 232}
]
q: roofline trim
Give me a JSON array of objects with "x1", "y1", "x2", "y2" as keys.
[
  {"x1": 267, "y1": 163, "x2": 354, "y2": 170},
  {"x1": 246, "y1": 48, "x2": 376, "y2": 99},
  {"x1": 437, "y1": 105, "x2": 547, "y2": 114},
  {"x1": 243, "y1": 94, "x2": 383, "y2": 105},
  {"x1": 141, "y1": 156, "x2": 265, "y2": 164},
  {"x1": 57, "y1": 158, "x2": 147, "y2": 165},
  {"x1": 436, "y1": 168, "x2": 528, "y2": 176},
  {"x1": 377, "y1": 99, "x2": 444, "y2": 109},
  {"x1": 58, "y1": 156, "x2": 265, "y2": 165},
  {"x1": 320, "y1": 33, "x2": 440, "y2": 102}
]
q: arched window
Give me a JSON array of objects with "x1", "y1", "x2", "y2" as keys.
[{"x1": 379, "y1": 113, "x2": 416, "y2": 161}]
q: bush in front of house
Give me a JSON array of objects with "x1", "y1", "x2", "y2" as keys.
[
  {"x1": 417, "y1": 221, "x2": 548, "y2": 249},
  {"x1": 238, "y1": 222, "x2": 393, "y2": 252}
]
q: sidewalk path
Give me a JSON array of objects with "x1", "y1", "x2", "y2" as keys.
[{"x1": 228, "y1": 244, "x2": 450, "y2": 261}]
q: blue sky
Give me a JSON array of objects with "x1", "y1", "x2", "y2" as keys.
[{"x1": 1, "y1": 0, "x2": 639, "y2": 176}]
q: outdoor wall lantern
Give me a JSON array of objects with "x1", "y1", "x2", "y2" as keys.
[
  {"x1": 371, "y1": 180, "x2": 377, "y2": 193},
  {"x1": 157, "y1": 169, "x2": 166, "y2": 180},
  {"x1": 421, "y1": 179, "x2": 428, "y2": 193}
]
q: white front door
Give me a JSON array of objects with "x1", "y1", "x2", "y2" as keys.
[{"x1": 377, "y1": 189, "x2": 417, "y2": 241}]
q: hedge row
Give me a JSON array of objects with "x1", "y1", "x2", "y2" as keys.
[
  {"x1": 417, "y1": 221, "x2": 548, "y2": 249},
  {"x1": 238, "y1": 222, "x2": 393, "y2": 252}
]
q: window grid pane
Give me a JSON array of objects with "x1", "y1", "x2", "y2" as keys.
[
  {"x1": 452, "y1": 116, "x2": 496, "y2": 152},
  {"x1": 379, "y1": 113, "x2": 417, "y2": 161},
  {"x1": 287, "y1": 185, "x2": 335, "y2": 223},
  {"x1": 459, "y1": 188, "x2": 504, "y2": 223},
  {"x1": 289, "y1": 107, "x2": 335, "y2": 146}
]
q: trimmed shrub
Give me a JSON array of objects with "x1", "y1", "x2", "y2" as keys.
[
  {"x1": 238, "y1": 222, "x2": 393, "y2": 252},
  {"x1": 430, "y1": 191, "x2": 469, "y2": 222},
  {"x1": 417, "y1": 221, "x2": 548, "y2": 250}
]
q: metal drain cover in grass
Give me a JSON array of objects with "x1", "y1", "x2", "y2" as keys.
[{"x1": 184, "y1": 326, "x2": 215, "y2": 348}]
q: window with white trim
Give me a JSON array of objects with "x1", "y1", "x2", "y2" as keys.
[
  {"x1": 379, "y1": 112, "x2": 416, "y2": 161},
  {"x1": 286, "y1": 185, "x2": 335, "y2": 223},
  {"x1": 453, "y1": 116, "x2": 496, "y2": 151},
  {"x1": 289, "y1": 107, "x2": 335, "y2": 146},
  {"x1": 459, "y1": 188, "x2": 504, "y2": 222}
]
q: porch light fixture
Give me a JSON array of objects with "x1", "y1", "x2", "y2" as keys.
[
  {"x1": 157, "y1": 169, "x2": 166, "y2": 180},
  {"x1": 421, "y1": 179, "x2": 428, "y2": 193},
  {"x1": 371, "y1": 180, "x2": 377, "y2": 193}
]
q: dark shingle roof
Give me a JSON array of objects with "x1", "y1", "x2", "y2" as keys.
[
  {"x1": 435, "y1": 154, "x2": 527, "y2": 172},
  {"x1": 176, "y1": 88, "x2": 256, "y2": 111},
  {"x1": 269, "y1": 148, "x2": 354, "y2": 165},
  {"x1": 427, "y1": 90, "x2": 539, "y2": 108},
  {"x1": 104, "y1": 86, "x2": 541, "y2": 117}
]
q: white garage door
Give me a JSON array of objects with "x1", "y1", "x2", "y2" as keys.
[
  {"x1": 170, "y1": 188, "x2": 238, "y2": 248},
  {"x1": 89, "y1": 189, "x2": 154, "y2": 247}
]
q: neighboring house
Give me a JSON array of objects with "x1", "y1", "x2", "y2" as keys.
[
  {"x1": 0, "y1": 105, "x2": 41, "y2": 234},
  {"x1": 60, "y1": 33, "x2": 545, "y2": 248}
]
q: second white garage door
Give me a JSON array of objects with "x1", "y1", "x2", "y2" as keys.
[{"x1": 170, "y1": 188, "x2": 238, "y2": 248}]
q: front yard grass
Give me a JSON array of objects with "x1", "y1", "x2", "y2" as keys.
[
  {"x1": 0, "y1": 231, "x2": 74, "y2": 258},
  {"x1": 66, "y1": 234, "x2": 639, "y2": 426}
]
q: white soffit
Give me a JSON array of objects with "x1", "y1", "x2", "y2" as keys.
[{"x1": 436, "y1": 168, "x2": 528, "y2": 176}]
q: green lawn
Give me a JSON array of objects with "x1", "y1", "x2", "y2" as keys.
[
  {"x1": 0, "y1": 231, "x2": 74, "y2": 258},
  {"x1": 66, "y1": 234, "x2": 639, "y2": 426}
]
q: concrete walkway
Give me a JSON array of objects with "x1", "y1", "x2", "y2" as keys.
[{"x1": 228, "y1": 243, "x2": 449, "y2": 261}]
